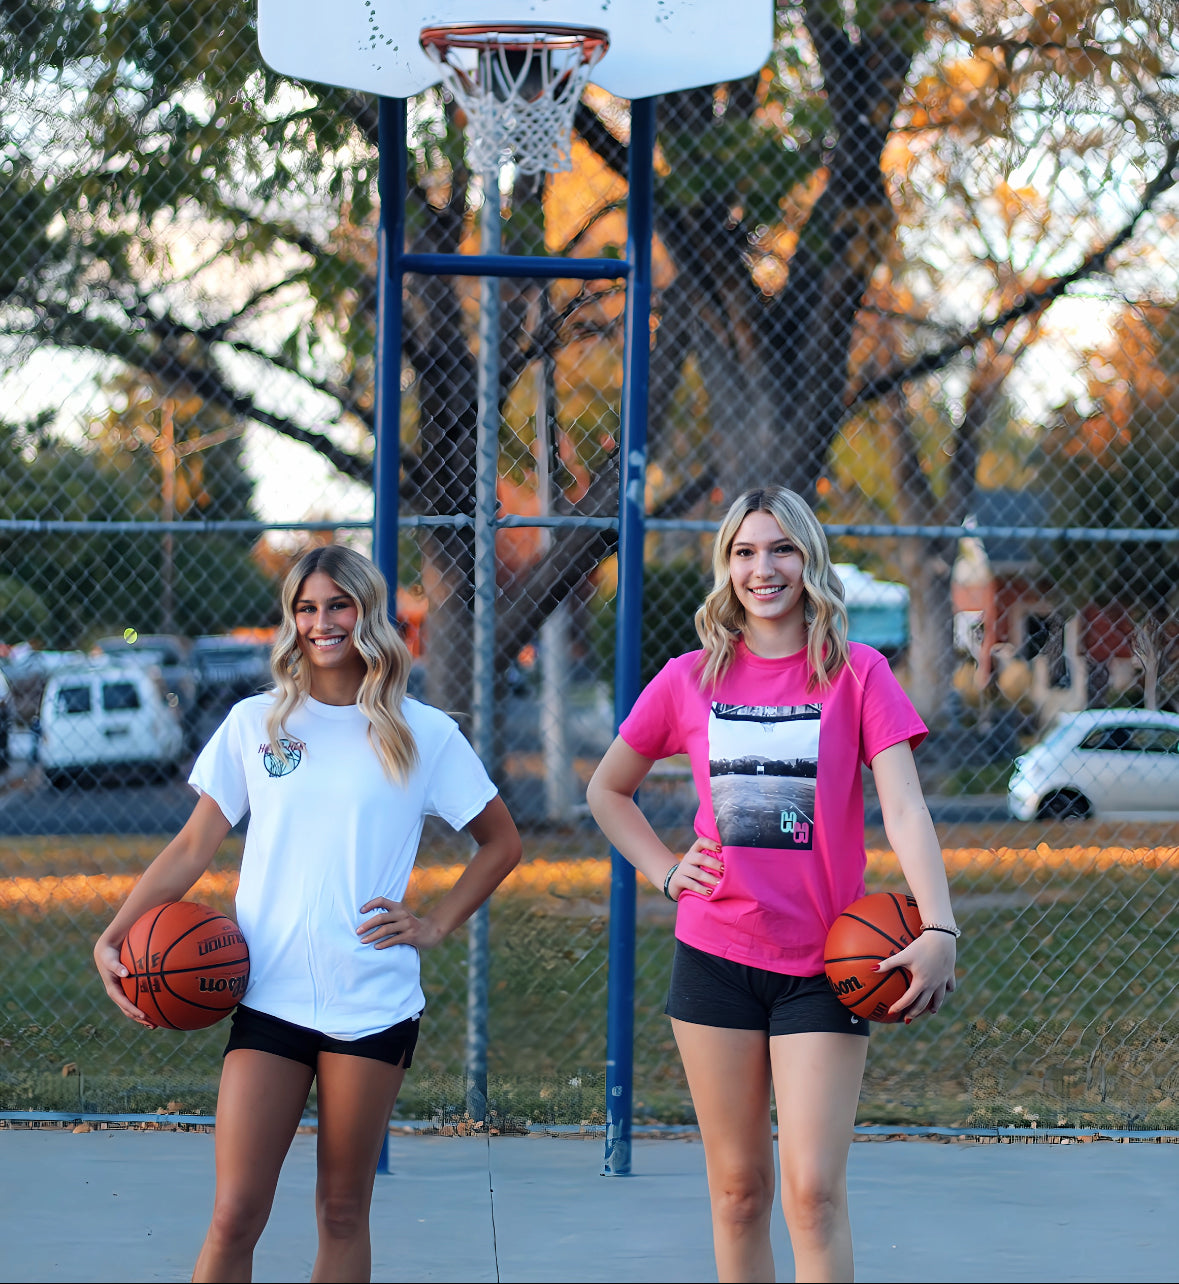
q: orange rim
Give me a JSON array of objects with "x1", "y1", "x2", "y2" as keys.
[{"x1": 420, "y1": 21, "x2": 610, "y2": 62}]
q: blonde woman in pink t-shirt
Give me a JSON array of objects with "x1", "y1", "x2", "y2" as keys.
[{"x1": 588, "y1": 487, "x2": 957, "y2": 1283}]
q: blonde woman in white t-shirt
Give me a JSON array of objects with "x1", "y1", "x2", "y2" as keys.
[{"x1": 95, "y1": 546, "x2": 521, "y2": 1283}]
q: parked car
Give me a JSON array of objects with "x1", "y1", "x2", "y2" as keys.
[
  {"x1": 93, "y1": 634, "x2": 197, "y2": 711},
  {"x1": 189, "y1": 636, "x2": 273, "y2": 748},
  {"x1": 190, "y1": 636, "x2": 272, "y2": 699},
  {"x1": 1007, "y1": 708, "x2": 1179, "y2": 821},
  {"x1": 0, "y1": 667, "x2": 10, "y2": 771},
  {"x1": 38, "y1": 660, "x2": 185, "y2": 787},
  {"x1": 1, "y1": 649, "x2": 87, "y2": 724}
]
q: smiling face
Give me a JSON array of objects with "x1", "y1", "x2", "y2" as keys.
[
  {"x1": 294, "y1": 571, "x2": 364, "y2": 681},
  {"x1": 728, "y1": 509, "x2": 807, "y2": 644}
]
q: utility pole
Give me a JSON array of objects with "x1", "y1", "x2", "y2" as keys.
[{"x1": 152, "y1": 399, "x2": 245, "y2": 635}]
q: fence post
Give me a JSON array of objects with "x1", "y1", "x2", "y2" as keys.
[
  {"x1": 604, "y1": 95, "x2": 657, "y2": 1177},
  {"x1": 373, "y1": 96, "x2": 406, "y2": 590},
  {"x1": 466, "y1": 170, "x2": 503, "y2": 1125},
  {"x1": 373, "y1": 96, "x2": 407, "y2": 1174}
]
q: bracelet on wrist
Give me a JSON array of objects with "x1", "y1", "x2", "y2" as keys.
[
  {"x1": 662, "y1": 862, "x2": 680, "y2": 902},
  {"x1": 921, "y1": 922, "x2": 961, "y2": 938}
]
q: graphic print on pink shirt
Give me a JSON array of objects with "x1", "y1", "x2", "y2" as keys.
[{"x1": 708, "y1": 702, "x2": 821, "y2": 850}]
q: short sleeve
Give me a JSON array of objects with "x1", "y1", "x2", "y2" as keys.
[
  {"x1": 424, "y1": 725, "x2": 498, "y2": 830},
  {"x1": 618, "y1": 655, "x2": 690, "y2": 761},
  {"x1": 188, "y1": 709, "x2": 250, "y2": 826},
  {"x1": 859, "y1": 652, "x2": 928, "y2": 765}
]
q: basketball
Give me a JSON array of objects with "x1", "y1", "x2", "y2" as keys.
[
  {"x1": 824, "y1": 892, "x2": 923, "y2": 1024},
  {"x1": 119, "y1": 901, "x2": 250, "y2": 1030}
]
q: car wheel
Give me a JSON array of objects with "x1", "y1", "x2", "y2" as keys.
[
  {"x1": 45, "y1": 768, "x2": 71, "y2": 790},
  {"x1": 1036, "y1": 790, "x2": 1090, "y2": 821}
]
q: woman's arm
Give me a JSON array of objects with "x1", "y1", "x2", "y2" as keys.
[
  {"x1": 93, "y1": 792, "x2": 233, "y2": 1025},
  {"x1": 869, "y1": 739, "x2": 958, "y2": 1019},
  {"x1": 359, "y1": 794, "x2": 522, "y2": 950},
  {"x1": 586, "y1": 737, "x2": 722, "y2": 901}
]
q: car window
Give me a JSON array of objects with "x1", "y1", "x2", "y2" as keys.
[
  {"x1": 1079, "y1": 724, "x2": 1179, "y2": 753},
  {"x1": 1079, "y1": 726, "x2": 1135, "y2": 752},
  {"x1": 56, "y1": 685, "x2": 92, "y2": 715},
  {"x1": 102, "y1": 681, "x2": 141, "y2": 712}
]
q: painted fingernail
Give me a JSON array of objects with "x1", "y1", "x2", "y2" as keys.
[
  {"x1": 870, "y1": 964, "x2": 881, "y2": 973},
  {"x1": 904, "y1": 1017, "x2": 912, "y2": 1025}
]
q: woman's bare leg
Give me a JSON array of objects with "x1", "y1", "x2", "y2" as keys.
[
  {"x1": 193, "y1": 1049, "x2": 315, "y2": 1283},
  {"x1": 672, "y1": 1020, "x2": 776, "y2": 1283},
  {"x1": 310, "y1": 1052, "x2": 406, "y2": 1283},
  {"x1": 770, "y1": 1033, "x2": 868, "y2": 1284}
]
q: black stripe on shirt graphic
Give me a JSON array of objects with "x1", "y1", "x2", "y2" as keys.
[{"x1": 708, "y1": 702, "x2": 821, "y2": 850}]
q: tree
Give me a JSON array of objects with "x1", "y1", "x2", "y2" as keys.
[
  {"x1": 0, "y1": 409, "x2": 276, "y2": 647},
  {"x1": 3, "y1": 0, "x2": 1178, "y2": 725},
  {"x1": 1037, "y1": 304, "x2": 1179, "y2": 709}
]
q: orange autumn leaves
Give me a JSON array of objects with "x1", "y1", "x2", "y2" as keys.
[{"x1": 3, "y1": 845, "x2": 1176, "y2": 919}]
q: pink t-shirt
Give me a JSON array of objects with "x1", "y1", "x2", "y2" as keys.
[{"x1": 619, "y1": 639, "x2": 927, "y2": 975}]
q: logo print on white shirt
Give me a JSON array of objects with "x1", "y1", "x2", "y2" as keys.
[{"x1": 261, "y1": 738, "x2": 304, "y2": 778}]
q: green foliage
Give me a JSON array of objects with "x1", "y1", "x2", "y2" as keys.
[
  {"x1": 0, "y1": 417, "x2": 276, "y2": 646},
  {"x1": 1038, "y1": 305, "x2": 1179, "y2": 618},
  {"x1": 0, "y1": 575, "x2": 49, "y2": 636},
  {"x1": 589, "y1": 559, "x2": 710, "y2": 687}
]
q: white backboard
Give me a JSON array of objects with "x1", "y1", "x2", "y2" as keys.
[{"x1": 258, "y1": 1, "x2": 773, "y2": 101}]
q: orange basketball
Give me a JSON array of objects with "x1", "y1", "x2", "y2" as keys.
[
  {"x1": 119, "y1": 901, "x2": 249, "y2": 1030},
  {"x1": 824, "y1": 892, "x2": 922, "y2": 1024}
]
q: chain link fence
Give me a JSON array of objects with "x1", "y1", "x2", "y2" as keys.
[{"x1": 2, "y1": 1, "x2": 1179, "y2": 1130}]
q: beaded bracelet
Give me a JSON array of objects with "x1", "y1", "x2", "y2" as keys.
[
  {"x1": 921, "y1": 922, "x2": 961, "y2": 938},
  {"x1": 662, "y1": 862, "x2": 680, "y2": 902}
]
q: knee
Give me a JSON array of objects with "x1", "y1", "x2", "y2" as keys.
[
  {"x1": 782, "y1": 1172, "x2": 845, "y2": 1240},
  {"x1": 206, "y1": 1196, "x2": 269, "y2": 1252},
  {"x1": 710, "y1": 1166, "x2": 775, "y2": 1231},
  {"x1": 317, "y1": 1188, "x2": 369, "y2": 1241}
]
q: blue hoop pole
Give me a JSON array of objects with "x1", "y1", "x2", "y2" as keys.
[
  {"x1": 373, "y1": 96, "x2": 407, "y2": 595},
  {"x1": 374, "y1": 100, "x2": 404, "y2": 1178},
  {"x1": 604, "y1": 96, "x2": 657, "y2": 1178}
]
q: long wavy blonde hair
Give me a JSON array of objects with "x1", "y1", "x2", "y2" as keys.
[
  {"x1": 694, "y1": 487, "x2": 851, "y2": 691},
  {"x1": 266, "y1": 546, "x2": 418, "y2": 782}
]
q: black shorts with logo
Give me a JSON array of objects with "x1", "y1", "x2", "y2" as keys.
[
  {"x1": 224, "y1": 1005, "x2": 420, "y2": 1069},
  {"x1": 665, "y1": 940, "x2": 868, "y2": 1037}
]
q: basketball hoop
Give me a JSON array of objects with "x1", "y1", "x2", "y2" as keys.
[{"x1": 420, "y1": 22, "x2": 609, "y2": 176}]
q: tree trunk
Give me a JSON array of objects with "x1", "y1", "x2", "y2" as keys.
[{"x1": 897, "y1": 537, "x2": 956, "y2": 723}]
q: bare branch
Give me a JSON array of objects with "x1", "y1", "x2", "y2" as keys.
[{"x1": 848, "y1": 135, "x2": 1179, "y2": 410}]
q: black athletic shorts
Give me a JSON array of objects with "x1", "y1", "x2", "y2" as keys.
[
  {"x1": 224, "y1": 1005, "x2": 420, "y2": 1069},
  {"x1": 665, "y1": 940, "x2": 869, "y2": 1037}
]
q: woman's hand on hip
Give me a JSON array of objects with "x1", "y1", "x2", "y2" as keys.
[
  {"x1": 876, "y1": 930, "x2": 957, "y2": 1021},
  {"x1": 667, "y1": 837, "x2": 724, "y2": 902},
  {"x1": 358, "y1": 898, "x2": 444, "y2": 950}
]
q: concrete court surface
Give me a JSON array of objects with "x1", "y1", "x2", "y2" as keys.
[{"x1": 2, "y1": 1131, "x2": 1178, "y2": 1283}]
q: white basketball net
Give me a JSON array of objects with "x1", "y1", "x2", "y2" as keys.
[{"x1": 421, "y1": 27, "x2": 608, "y2": 176}]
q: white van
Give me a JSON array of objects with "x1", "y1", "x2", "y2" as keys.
[{"x1": 39, "y1": 661, "x2": 185, "y2": 787}]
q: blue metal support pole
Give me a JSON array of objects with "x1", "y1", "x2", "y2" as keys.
[
  {"x1": 374, "y1": 99, "x2": 406, "y2": 1176},
  {"x1": 401, "y1": 251, "x2": 626, "y2": 280},
  {"x1": 373, "y1": 97, "x2": 407, "y2": 594},
  {"x1": 604, "y1": 96, "x2": 657, "y2": 1178}
]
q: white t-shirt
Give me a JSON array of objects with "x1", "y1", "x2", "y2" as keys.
[{"x1": 189, "y1": 693, "x2": 497, "y2": 1038}]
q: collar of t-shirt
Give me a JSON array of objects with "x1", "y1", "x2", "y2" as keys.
[{"x1": 734, "y1": 636, "x2": 809, "y2": 671}]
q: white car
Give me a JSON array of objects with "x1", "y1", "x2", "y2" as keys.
[
  {"x1": 38, "y1": 661, "x2": 185, "y2": 787},
  {"x1": 1008, "y1": 708, "x2": 1179, "y2": 821}
]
